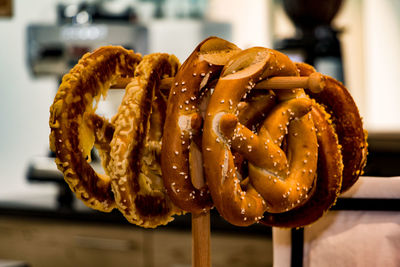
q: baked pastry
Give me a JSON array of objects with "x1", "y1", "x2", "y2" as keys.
[
  {"x1": 50, "y1": 37, "x2": 367, "y2": 229},
  {"x1": 49, "y1": 46, "x2": 141, "y2": 212}
]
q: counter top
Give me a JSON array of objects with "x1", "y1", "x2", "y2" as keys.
[{"x1": 0, "y1": 184, "x2": 271, "y2": 236}]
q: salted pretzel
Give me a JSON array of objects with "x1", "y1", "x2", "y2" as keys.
[
  {"x1": 261, "y1": 102, "x2": 343, "y2": 227},
  {"x1": 259, "y1": 64, "x2": 367, "y2": 227},
  {"x1": 49, "y1": 46, "x2": 141, "y2": 212},
  {"x1": 50, "y1": 38, "x2": 366, "y2": 230},
  {"x1": 161, "y1": 37, "x2": 241, "y2": 214},
  {"x1": 296, "y1": 63, "x2": 368, "y2": 192},
  {"x1": 202, "y1": 47, "x2": 343, "y2": 227},
  {"x1": 108, "y1": 53, "x2": 183, "y2": 228}
]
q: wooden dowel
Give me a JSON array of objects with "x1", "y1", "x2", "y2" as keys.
[
  {"x1": 192, "y1": 211, "x2": 211, "y2": 267},
  {"x1": 255, "y1": 72, "x2": 325, "y2": 93},
  {"x1": 189, "y1": 140, "x2": 211, "y2": 267},
  {"x1": 111, "y1": 72, "x2": 325, "y2": 93},
  {"x1": 110, "y1": 77, "x2": 174, "y2": 89}
]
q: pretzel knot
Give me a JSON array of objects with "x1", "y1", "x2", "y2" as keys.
[
  {"x1": 49, "y1": 46, "x2": 141, "y2": 212},
  {"x1": 49, "y1": 38, "x2": 367, "y2": 229},
  {"x1": 161, "y1": 37, "x2": 241, "y2": 214},
  {"x1": 202, "y1": 47, "x2": 343, "y2": 227},
  {"x1": 108, "y1": 53, "x2": 183, "y2": 227}
]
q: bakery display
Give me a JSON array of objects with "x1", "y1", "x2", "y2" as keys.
[{"x1": 49, "y1": 37, "x2": 367, "y2": 263}]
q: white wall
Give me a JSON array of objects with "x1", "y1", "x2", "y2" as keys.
[
  {"x1": 207, "y1": 0, "x2": 273, "y2": 48},
  {"x1": 0, "y1": 0, "x2": 58, "y2": 194},
  {"x1": 363, "y1": 0, "x2": 400, "y2": 132}
]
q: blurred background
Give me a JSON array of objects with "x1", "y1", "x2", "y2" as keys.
[{"x1": 0, "y1": 0, "x2": 399, "y2": 266}]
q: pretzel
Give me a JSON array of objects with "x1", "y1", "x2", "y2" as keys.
[
  {"x1": 108, "y1": 53, "x2": 183, "y2": 228},
  {"x1": 261, "y1": 102, "x2": 343, "y2": 227},
  {"x1": 49, "y1": 46, "x2": 141, "y2": 212},
  {"x1": 202, "y1": 47, "x2": 343, "y2": 226},
  {"x1": 161, "y1": 37, "x2": 241, "y2": 213},
  {"x1": 296, "y1": 63, "x2": 368, "y2": 192},
  {"x1": 49, "y1": 38, "x2": 366, "y2": 231}
]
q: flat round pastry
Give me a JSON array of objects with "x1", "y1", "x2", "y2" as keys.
[
  {"x1": 49, "y1": 46, "x2": 141, "y2": 212},
  {"x1": 296, "y1": 63, "x2": 368, "y2": 192},
  {"x1": 108, "y1": 53, "x2": 183, "y2": 228}
]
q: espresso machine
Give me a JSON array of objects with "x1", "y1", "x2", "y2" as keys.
[
  {"x1": 275, "y1": 0, "x2": 344, "y2": 82},
  {"x1": 26, "y1": 0, "x2": 231, "y2": 209}
]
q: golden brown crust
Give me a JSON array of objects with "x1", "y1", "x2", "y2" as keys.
[
  {"x1": 49, "y1": 46, "x2": 141, "y2": 212},
  {"x1": 84, "y1": 113, "x2": 115, "y2": 175},
  {"x1": 108, "y1": 53, "x2": 182, "y2": 228},
  {"x1": 296, "y1": 62, "x2": 368, "y2": 192},
  {"x1": 261, "y1": 103, "x2": 343, "y2": 227},
  {"x1": 49, "y1": 39, "x2": 367, "y2": 229},
  {"x1": 237, "y1": 91, "x2": 276, "y2": 128},
  {"x1": 202, "y1": 47, "x2": 321, "y2": 226},
  {"x1": 161, "y1": 37, "x2": 241, "y2": 214}
]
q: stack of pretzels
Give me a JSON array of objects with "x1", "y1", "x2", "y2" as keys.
[{"x1": 49, "y1": 37, "x2": 367, "y2": 229}]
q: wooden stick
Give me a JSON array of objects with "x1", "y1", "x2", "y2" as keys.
[
  {"x1": 255, "y1": 72, "x2": 325, "y2": 93},
  {"x1": 110, "y1": 77, "x2": 174, "y2": 89},
  {"x1": 188, "y1": 141, "x2": 211, "y2": 267},
  {"x1": 192, "y1": 211, "x2": 211, "y2": 267},
  {"x1": 111, "y1": 73, "x2": 325, "y2": 93}
]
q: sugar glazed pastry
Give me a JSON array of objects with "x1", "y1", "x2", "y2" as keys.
[{"x1": 49, "y1": 37, "x2": 367, "y2": 228}]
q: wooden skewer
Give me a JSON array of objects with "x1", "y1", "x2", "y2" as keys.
[
  {"x1": 111, "y1": 73, "x2": 325, "y2": 93},
  {"x1": 255, "y1": 72, "x2": 325, "y2": 93},
  {"x1": 192, "y1": 211, "x2": 211, "y2": 267},
  {"x1": 189, "y1": 141, "x2": 211, "y2": 267}
]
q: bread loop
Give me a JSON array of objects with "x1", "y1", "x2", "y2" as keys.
[
  {"x1": 296, "y1": 63, "x2": 368, "y2": 192},
  {"x1": 109, "y1": 53, "x2": 182, "y2": 228},
  {"x1": 161, "y1": 37, "x2": 241, "y2": 213},
  {"x1": 49, "y1": 46, "x2": 141, "y2": 212},
  {"x1": 202, "y1": 47, "x2": 316, "y2": 226},
  {"x1": 261, "y1": 102, "x2": 343, "y2": 227}
]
